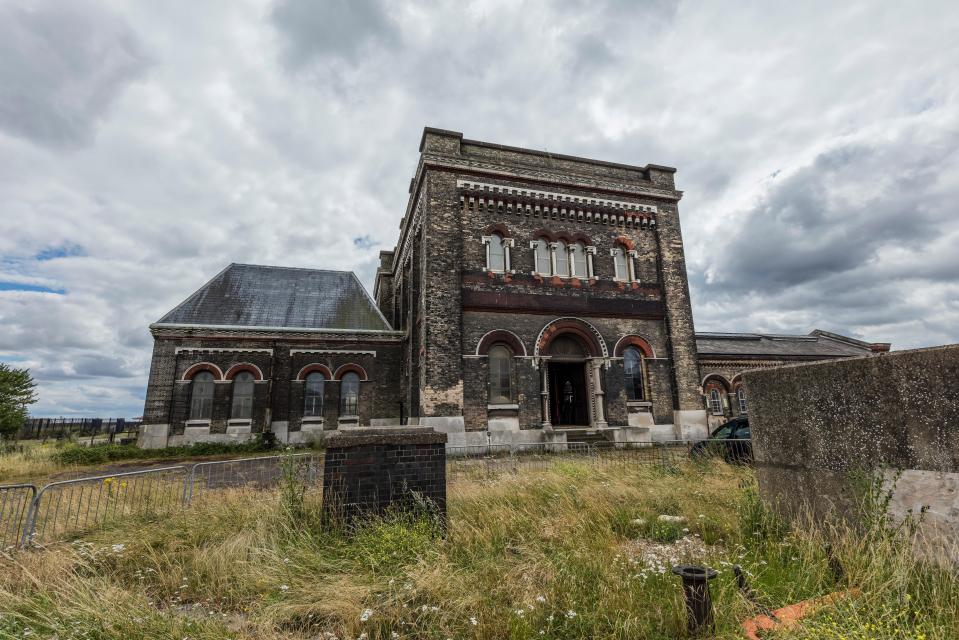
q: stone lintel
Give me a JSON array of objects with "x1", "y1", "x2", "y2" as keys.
[{"x1": 325, "y1": 427, "x2": 448, "y2": 448}]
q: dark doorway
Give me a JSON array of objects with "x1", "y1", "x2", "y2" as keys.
[{"x1": 549, "y1": 362, "x2": 589, "y2": 426}]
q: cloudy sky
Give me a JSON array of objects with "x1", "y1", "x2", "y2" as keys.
[{"x1": 1, "y1": 0, "x2": 957, "y2": 417}]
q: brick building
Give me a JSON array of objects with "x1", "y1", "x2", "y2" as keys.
[
  {"x1": 698, "y1": 330, "x2": 890, "y2": 430},
  {"x1": 140, "y1": 127, "x2": 884, "y2": 449}
]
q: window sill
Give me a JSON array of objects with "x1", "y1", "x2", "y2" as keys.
[
  {"x1": 488, "y1": 403, "x2": 519, "y2": 411},
  {"x1": 301, "y1": 416, "x2": 325, "y2": 424},
  {"x1": 185, "y1": 419, "x2": 211, "y2": 426},
  {"x1": 228, "y1": 419, "x2": 252, "y2": 426},
  {"x1": 626, "y1": 400, "x2": 651, "y2": 408}
]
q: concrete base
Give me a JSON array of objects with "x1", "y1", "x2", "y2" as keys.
[
  {"x1": 488, "y1": 415, "x2": 520, "y2": 432},
  {"x1": 613, "y1": 426, "x2": 652, "y2": 444},
  {"x1": 138, "y1": 423, "x2": 170, "y2": 449},
  {"x1": 271, "y1": 420, "x2": 289, "y2": 443},
  {"x1": 226, "y1": 424, "x2": 251, "y2": 437},
  {"x1": 300, "y1": 423, "x2": 326, "y2": 444},
  {"x1": 673, "y1": 409, "x2": 709, "y2": 441},
  {"x1": 418, "y1": 416, "x2": 467, "y2": 432}
]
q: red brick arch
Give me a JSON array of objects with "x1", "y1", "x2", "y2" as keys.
[
  {"x1": 614, "y1": 335, "x2": 656, "y2": 358},
  {"x1": 476, "y1": 329, "x2": 527, "y2": 356},
  {"x1": 535, "y1": 317, "x2": 608, "y2": 358},
  {"x1": 702, "y1": 374, "x2": 731, "y2": 393},
  {"x1": 334, "y1": 363, "x2": 368, "y2": 381},
  {"x1": 296, "y1": 363, "x2": 333, "y2": 381},
  {"x1": 613, "y1": 235, "x2": 635, "y2": 251},
  {"x1": 181, "y1": 362, "x2": 223, "y2": 381},
  {"x1": 484, "y1": 222, "x2": 510, "y2": 238},
  {"x1": 531, "y1": 228, "x2": 556, "y2": 242},
  {"x1": 224, "y1": 363, "x2": 264, "y2": 381}
]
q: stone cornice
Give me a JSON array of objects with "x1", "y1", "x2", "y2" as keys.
[
  {"x1": 152, "y1": 324, "x2": 404, "y2": 342},
  {"x1": 425, "y1": 154, "x2": 682, "y2": 202}
]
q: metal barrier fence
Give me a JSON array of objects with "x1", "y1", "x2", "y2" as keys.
[
  {"x1": 1, "y1": 484, "x2": 36, "y2": 549},
  {"x1": 2, "y1": 438, "x2": 749, "y2": 548},
  {"x1": 22, "y1": 466, "x2": 188, "y2": 546},
  {"x1": 186, "y1": 452, "x2": 322, "y2": 504},
  {"x1": 17, "y1": 417, "x2": 142, "y2": 444}
]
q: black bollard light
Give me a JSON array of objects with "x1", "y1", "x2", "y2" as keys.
[{"x1": 672, "y1": 564, "x2": 718, "y2": 635}]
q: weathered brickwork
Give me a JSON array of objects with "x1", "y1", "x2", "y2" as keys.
[
  {"x1": 373, "y1": 127, "x2": 707, "y2": 443},
  {"x1": 142, "y1": 127, "x2": 711, "y2": 448},
  {"x1": 322, "y1": 428, "x2": 447, "y2": 523}
]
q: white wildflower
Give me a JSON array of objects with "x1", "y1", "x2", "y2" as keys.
[
  {"x1": 657, "y1": 515, "x2": 686, "y2": 523},
  {"x1": 111, "y1": 543, "x2": 125, "y2": 553},
  {"x1": 535, "y1": 595, "x2": 546, "y2": 603},
  {"x1": 566, "y1": 610, "x2": 577, "y2": 619},
  {"x1": 280, "y1": 584, "x2": 289, "y2": 591},
  {"x1": 469, "y1": 617, "x2": 478, "y2": 626},
  {"x1": 360, "y1": 608, "x2": 373, "y2": 622}
]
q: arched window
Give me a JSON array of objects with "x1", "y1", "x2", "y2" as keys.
[
  {"x1": 555, "y1": 240, "x2": 569, "y2": 276},
  {"x1": 487, "y1": 233, "x2": 506, "y2": 272},
  {"x1": 231, "y1": 371, "x2": 254, "y2": 419},
  {"x1": 613, "y1": 247, "x2": 628, "y2": 281},
  {"x1": 623, "y1": 346, "x2": 645, "y2": 400},
  {"x1": 190, "y1": 371, "x2": 214, "y2": 420},
  {"x1": 488, "y1": 344, "x2": 513, "y2": 404},
  {"x1": 304, "y1": 372, "x2": 325, "y2": 417},
  {"x1": 737, "y1": 388, "x2": 748, "y2": 414},
  {"x1": 708, "y1": 388, "x2": 723, "y2": 415},
  {"x1": 571, "y1": 242, "x2": 587, "y2": 278},
  {"x1": 534, "y1": 239, "x2": 551, "y2": 275},
  {"x1": 339, "y1": 372, "x2": 360, "y2": 416}
]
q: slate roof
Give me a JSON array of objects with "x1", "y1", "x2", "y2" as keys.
[
  {"x1": 696, "y1": 330, "x2": 885, "y2": 359},
  {"x1": 154, "y1": 263, "x2": 393, "y2": 332}
]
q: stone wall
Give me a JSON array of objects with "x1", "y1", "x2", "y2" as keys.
[{"x1": 744, "y1": 345, "x2": 959, "y2": 565}]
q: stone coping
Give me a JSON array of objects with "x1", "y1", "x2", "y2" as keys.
[{"x1": 325, "y1": 427, "x2": 448, "y2": 448}]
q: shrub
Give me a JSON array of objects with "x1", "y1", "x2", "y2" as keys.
[{"x1": 52, "y1": 438, "x2": 277, "y2": 466}]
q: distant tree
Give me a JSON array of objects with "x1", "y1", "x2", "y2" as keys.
[{"x1": 0, "y1": 363, "x2": 37, "y2": 441}]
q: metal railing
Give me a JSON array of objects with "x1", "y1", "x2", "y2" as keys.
[
  {"x1": 186, "y1": 452, "x2": 322, "y2": 504},
  {"x1": 22, "y1": 466, "x2": 188, "y2": 546},
  {"x1": 17, "y1": 417, "x2": 142, "y2": 443},
  {"x1": 2, "y1": 438, "x2": 749, "y2": 549},
  {"x1": 1, "y1": 484, "x2": 36, "y2": 549}
]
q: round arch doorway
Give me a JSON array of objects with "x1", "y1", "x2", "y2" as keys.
[{"x1": 548, "y1": 335, "x2": 590, "y2": 426}]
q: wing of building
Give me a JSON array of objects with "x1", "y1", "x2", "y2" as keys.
[
  {"x1": 140, "y1": 127, "x2": 890, "y2": 449},
  {"x1": 698, "y1": 330, "x2": 890, "y2": 429}
]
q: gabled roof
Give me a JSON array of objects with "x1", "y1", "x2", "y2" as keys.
[
  {"x1": 154, "y1": 263, "x2": 393, "y2": 332},
  {"x1": 696, "y1": 329, "x2": 890, "y2": 359}
]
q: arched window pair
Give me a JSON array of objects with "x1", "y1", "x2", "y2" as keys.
[
  {"x1": 533, "y1": 239, "x2": 591, "y2": 278},
  {"x1": 484, "y1": 233, "x2": 513, "y2": 273},
  {"x1": 188, "y1": 370, "x2": 255, "y2": 420},
  {"x1": 303, "y1": 371, "x2": 360, "y2": 417}
]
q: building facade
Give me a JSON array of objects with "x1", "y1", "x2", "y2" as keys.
[{"x1": 142, "y1": 128, "x2": 885, "y2": 449}]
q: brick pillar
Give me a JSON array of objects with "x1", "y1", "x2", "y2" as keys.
[
  {"x1": 654, "y1": 199, "x2": 708, "y2": 439},
  {"x1": 418, "y1": 170, "x2": 465, "y2": 423},
  {"x1": 322, "y1": 427, "x2": 448, "y2": 524}
]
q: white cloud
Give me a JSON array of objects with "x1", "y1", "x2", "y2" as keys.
[{"x1": 1, "y1": 0, "x2": 958, "y2": 415}]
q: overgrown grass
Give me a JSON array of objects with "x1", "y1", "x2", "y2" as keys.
[
  {"x1": 51, "y1": 438, "x2": 277, "y2": 466},
  {"x1": 0, "y1": 459, "x2": 956, "y2": 639},
  {"x1": 0, "y1": 437, "x2": 288, "y2": 485}
]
